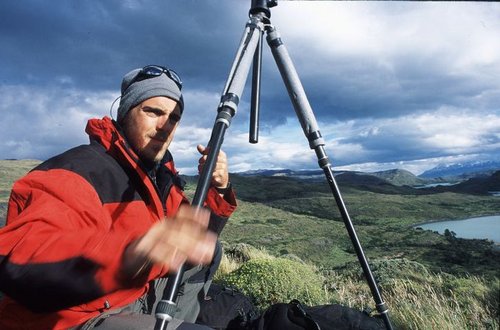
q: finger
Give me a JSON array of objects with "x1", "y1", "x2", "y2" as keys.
[
  {"x1": 198, "y1": 155, "x2": 207, "y2": 166},
  {"x1": 146, "y1": 225, "x2": 193, "y2": 267},
  {"x1": 158, "y1": 232, "x2": 216, "y2": 270},
  {"x1": 176, "y1": 204, "x2": 210, "y2": 228},
  {"x1": 190, "y1": 231, "x2": 217, "y2": 265},
  {"x1": 216, "y1": 149, "x2": 227, "y2": 162},
  {"x1": 132, "y1": 221, "x2": 168, "y2": 255},
  {"x1": 167, "y1": 248, "x2": 187, "y2": 272},
  {"x1": 150, "y1": 221, "x2": 215, "y2": 268},
  {"x1": 212, "y1": 161, "x2": 229, "y2": 187},
  {"x1": 197, "y1": 144, "x2": 207, "y2": 155},
  {"x1": 171, "y1": 207, "x2": 213, "y2": 263},
  {"x1": 198, "y1": 146, "x2": 227, "y2": 169}
]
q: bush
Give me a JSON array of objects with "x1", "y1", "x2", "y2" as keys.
[
  {"x1": 221, "y1": 242, "x2": 273, "y2": 263},
  {"x1": 334, "y1": 258, "x2": 431, "y2": 288},
  {"x1": 218, "y1": 257, "x2": 328, "y2": 310},
  {"x1": 441, "y1": 274, "x2": 499, "y2": 318},
  {"x1": 216, "y1": 245, "x2": 499, "y2": 329},
  {"x1": 326, "y1": 258, "x2": 499, "y2": 329}
]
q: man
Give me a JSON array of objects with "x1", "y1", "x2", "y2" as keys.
[{"x1": 0, "y1": 65, "x2": 237, "y2": 329}]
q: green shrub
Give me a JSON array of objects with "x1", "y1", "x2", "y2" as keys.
[
  {"x1": 221, "y1": 242, "x2": 273, "y2": 263},
  {"x1": 441, "y1": 274, "x2": 498, "y2": 316},
  {"x1": 218, "y1": 257, "x2": 327, "y2": 310},
  {"x1": 334, "y1": 258, "x2": 432, "y2": 288}
]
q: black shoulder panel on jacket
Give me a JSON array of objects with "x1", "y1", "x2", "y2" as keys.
[
  {"x1": 34, "y1": 141, "x2": 145, "y2": 204},
  {"x1": 0, "y1": 255, "x2": 104, "y2": 313}
]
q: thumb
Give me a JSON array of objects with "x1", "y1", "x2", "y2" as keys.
[{"x1": 197, "y1": 144, "x2": 207, "y2": 155}]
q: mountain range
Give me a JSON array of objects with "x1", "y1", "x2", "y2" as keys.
[
  {"x1": 235, "y1": 161, "x2": 500, "y2": 196},
  {"x1": 419, "y1": 160, "x2": 500, "y2": 179},
  {"x1": 239, "y1": 160, "x2": 499, "y2": 181}
]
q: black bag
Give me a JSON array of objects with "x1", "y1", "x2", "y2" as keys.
[
  {"x1": 196, "y1": 284, "x2": 260, "y2": 330},
  {"x1": 254, "y1": 300, "x2": 320, "y2": 330},
  {"x1": 255, "y1": 299, "x2": 386, "y2": 330}
]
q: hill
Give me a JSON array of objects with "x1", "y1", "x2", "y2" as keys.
[
  {"x1": 1, "y1": 160, "x2": 499, "y2": 328},
  {"x1": 233, "y1": 168, "x2": 500, "y2": 196},
  {"x1": 2, "y1": 160, "x2": 499, "y2": 276},
  {"x1": 237, "y1": 168, "x2": 427, "y2": 186},
  {"x1": 334, "y1": 171, "x2": 421, "y2": 194},
  {"x1": 208, "y1": 173, "x2": 500, "y2": 275},
  {"x1": 238, "y1": 163, "x2": 500, "y2": 189},
  {"x1": 369, "y1": 168, "x2": 428, "y2": 186},
  {"x1": 424, "y1": 170, "x2": 500, "y2": 195}
]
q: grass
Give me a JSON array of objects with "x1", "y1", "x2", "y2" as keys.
[
  {"x1": 215, "y1": 193, "x2": 500, "y2": 277},
  {"x1": 216, "y1": 244, "x2": 499, "y2": 330},
  {"x1": 0, "y1": 160, "x2": 41, "y2": 225},
  {"x1": 0, "y1": 160, "x2": 40, "y2": 203},
  {"x1": 1, "y1": 160, "x2": 499, "y2": 329}
]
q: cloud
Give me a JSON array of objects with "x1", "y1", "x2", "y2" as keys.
[
  {"x1": 0, "y1": 85, "x2": 114, "y2": 159},
  {"x1": 267, "y1": 1, "x2": 500, "y2": 120},
  {"x1": 321, "y1": 107, "x2": 500, "y2": 167},
  {"x1": 0, "y1": 1, "x2": 499, "y2": 175}
]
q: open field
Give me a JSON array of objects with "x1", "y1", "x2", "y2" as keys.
[{"x1": 1, "y1": 160, "x2": 499, "y2": 328}]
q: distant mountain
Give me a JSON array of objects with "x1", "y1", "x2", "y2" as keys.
[
  {"x1": 235, "y1": 165, "x2": 500, "y2": 195},
  {"x1": 238, "y1": 168, "x2": 433, "y2": 187},
  {"x1": 419, "y1": 161, "x2": 500, "y2": 179},
  {"x1": 236, "y1": 168, "x2": 424, "y2": 195},
  {"x1": 237, "y1": 168, "x2": 326, "y2": 181},
  {"x1": 238, "y1": 168, "x2": 322, "y2": 176},
  {"x1": 334, "y1": 171, "x2": 422, "y2": 195},
  {"x1": 369, "y1": 169, "x2": 428, "y2": 186},
  {"x1": 424, "y1": 170, "x2": 500, "y2": 195}
]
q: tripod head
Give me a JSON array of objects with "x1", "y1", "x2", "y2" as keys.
[{"x1": 250, "y1": 0, "x2": 277, "y2": 18}]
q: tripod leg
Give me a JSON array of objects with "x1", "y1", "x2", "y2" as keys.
[
  {"x1": 250, "y1": 30, "x2": 264, "y2": 144},
  {"x1": 154, "y1": 15, "x2": 266, "y2": 330},
  {"x1": 265, "y1": 25, "x2": 394, "y2": 330},
  {"x1": 192, "y1": 15, "x2": 265, "y2": 206}
]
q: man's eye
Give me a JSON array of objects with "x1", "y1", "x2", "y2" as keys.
[
  {"x1": 169, "y1": 114, "x2": 181, "y2": 123},
  {"x1": 144, "y1": 109, "x2": 162, "y2": 117}
]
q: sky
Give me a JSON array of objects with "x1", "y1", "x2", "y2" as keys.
[{"x1": 1, "y1": 0, "x2": 499, "y2": 176}]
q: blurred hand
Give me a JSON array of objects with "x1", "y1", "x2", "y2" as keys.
[
  {"x1": 123, "y1": 205, "x2": 217, "y2": 277},
  {"x1": 197, "y1": 144, "x2": 229, "y2": 190}
]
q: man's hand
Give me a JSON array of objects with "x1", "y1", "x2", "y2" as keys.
[
  {"x1": 122, "y1": 205, "x2": 217, "y2": 278},
  {"x1": 197, "y1": 144, "x2": 229, "y2": 190}
]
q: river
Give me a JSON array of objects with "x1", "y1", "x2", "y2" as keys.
[{"x1": 416, "y1": 215, "x2": 500, "y2": 243}]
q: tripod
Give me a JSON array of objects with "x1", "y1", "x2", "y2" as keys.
[{"x1": 155, "y1": 1, "x2": 393, "y2": 329}]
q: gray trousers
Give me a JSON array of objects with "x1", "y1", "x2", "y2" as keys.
[{"x1": 78, "y1": 242, "x2": 222, "y2": 330}]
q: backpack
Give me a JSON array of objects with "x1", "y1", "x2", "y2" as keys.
[
  {"x1": 254, "y1": 299, "x2": 386, "y2": 330},
  {"x1": 196, "y1": 284, "x2": 260, "y2": 330},
  {"x1": 197, "y1": 285, "x2": 386, "y2": 330}
]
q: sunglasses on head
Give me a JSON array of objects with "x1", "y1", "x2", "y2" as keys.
[{"x1": 128, "y1": 65, "x2": 183, "y2": 91}]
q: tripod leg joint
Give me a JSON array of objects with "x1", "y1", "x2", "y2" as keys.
[
  {"x1": 376, "y1": 302, "x2": 389, "y2": 314},
  {"x1": 218, "y1": 93, "x2": 239, "y2": 118},
  {"x1": 307, "y1": 130, "x2": 325, "y2": 149}
]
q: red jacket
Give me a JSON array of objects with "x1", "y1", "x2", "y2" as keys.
[{"x1": 0, "y1": 117, "x2": 236, "y2": 329}]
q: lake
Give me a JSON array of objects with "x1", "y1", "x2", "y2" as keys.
[{"x1": 417, "y1": 215, "x2": 500, "y2": 243}]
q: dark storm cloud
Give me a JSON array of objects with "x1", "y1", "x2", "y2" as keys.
[
  {"x1": 0, "y1": 0, "x2": 498, "y2": 174},
  {"x1": 0, "y1": 0, "x2": 247, "y2": 90},
  {"x1": 2, "y1": 1, "x2": 498, "y2": 122}
]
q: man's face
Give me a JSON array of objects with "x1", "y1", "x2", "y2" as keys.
[{"x1": 121, "y1": 96, "x2": 182, "y2": 163}]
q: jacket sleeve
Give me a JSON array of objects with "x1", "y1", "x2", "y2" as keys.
[
  {"x1": 204, "y1": 187, "x2": 237, "y2": 235},
  {"x1": 0, "y1": 169, "x2": 147, "y2": 313}
]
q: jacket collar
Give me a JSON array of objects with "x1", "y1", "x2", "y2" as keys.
[
  {"x1": 85, "y1": 116, "x2": 180, "y2": 175},
  {"x1": 85, "y1": 117, "x2": 184, "y2": 217}
]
